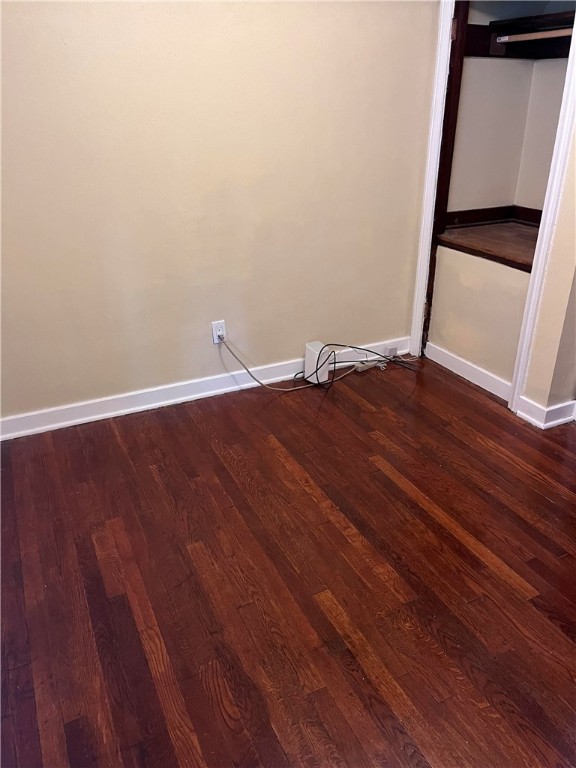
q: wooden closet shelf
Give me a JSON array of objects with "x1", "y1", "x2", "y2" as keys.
[{"x1": 437, "y1": 221, "x2": 537, "y2": 272}]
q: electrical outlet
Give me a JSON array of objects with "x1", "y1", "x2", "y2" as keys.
[
  {"x1": 385, "y1": 345, "x2": 397, "y2": 358},
  {"x1": 211, "y1": 320, "x2": 226, "y2": 344}
]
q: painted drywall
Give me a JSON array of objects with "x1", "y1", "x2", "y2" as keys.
[
  {"x1": 428, "y1": 246, "x2": 530, "y2": 381},
  {"x1": 524, "y1": 136, "x2": 576, "y2": 407},
  {"x1": 549, "y1": 274, "x2": 576, "y2": 405},
  {"x1": 1, "y1": 2, "x2": 438, "y2": 417},
  {"x1": 448, "y1": 56, "x2": 568, "y2": 212},
  {"x1": 447, "y1": 58, "x2": 533, "y2": 210},
  {"x1": 516, "y1": 59, "x2": 569, "y2": 209}
]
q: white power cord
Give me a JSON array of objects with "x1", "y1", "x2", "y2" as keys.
[{"x1": 220, "y1": 337, "x2": 357, "y2": 392}]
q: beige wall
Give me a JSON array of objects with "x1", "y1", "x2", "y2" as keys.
[
  {"x1": 448, "y1": 57, "x2": 567, "y2": 211},
  {"x1": 1, "y1": 2, "x2": 439, "y2": 417},
  {"x1": 516, "y1": 59, "x2": 569, "y2": 209},
  {"x1": 448, "y1": 58, "x2": 533, "y2": 210},
  {"x1": 428, "y1": 246, "x2": 530, "y2": 381},
  {"x1": 524, "y1": 136, "x2": 576, "y2": 407},
  {"x1": 549, "y1": 274, "x2": 576, "y2": 405}
]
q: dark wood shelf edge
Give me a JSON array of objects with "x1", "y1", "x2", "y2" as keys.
[
  {"x1": 465, "y1": 12, "x2": 573, "y2": 59},
  {"x1": 515, "y1": 205, "x2": 542, "y2": 226},
  {"x1": 445, "y1": 205, "x2": 541, "y2": 228},
  {"x1": 489, "y1": 10, "x2": 574, "y2": 33},
  {"x1": 436, "y1": 235, "x2": 533, "y2": 273}
]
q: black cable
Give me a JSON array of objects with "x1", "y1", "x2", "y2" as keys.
[
  {"x1": 295, "y1": 344, "x2": 418, "y2": 389},
  {"x1": 316, "y1": 344, "x2": 418, "y2": 374},
  {"x1": 223, "y1": 337, "x2": 418, "y2": 396},
  {"x1": 293, "y1": 349, "x2": 336, "y2": 385}
]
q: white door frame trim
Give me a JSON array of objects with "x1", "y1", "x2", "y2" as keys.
[
  {"x1": 508, "y1": 41, "x2": 576, "y2": 414},
  {"x1": 409, "y1": 0, "x2": 455, "y2": 356}
]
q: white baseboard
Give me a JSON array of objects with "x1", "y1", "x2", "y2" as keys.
[
  {"x1": 425, "y1": 343, "x2": 576, "y2": 429},
  {"x1": 0, "y1": 336, "x2": 410, "y2": 441},
  {"x1": 425, "y1": 343, "x2": 512, "y2": 401},
  {"x1": 515, "y1": 396, "x2": 576, "y2": 429}
]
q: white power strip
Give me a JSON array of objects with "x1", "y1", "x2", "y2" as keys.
[{"x1": 303, "y1": 340, "x2": 398, "y2": 383}]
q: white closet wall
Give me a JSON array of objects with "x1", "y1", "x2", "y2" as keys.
[
  {"x1": 447, "y1": 58, "x2": 533, "y2": 209},
  {"x1": 516, "y1": 59, "x2": 569, "y2": 208},
  {"x1": 448, "y1": 57, "x2": 568, "y2": 211}
]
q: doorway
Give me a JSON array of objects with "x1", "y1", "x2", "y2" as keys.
[{"x1": 410, "y1": 0, "x2": 575, "y2": 415}]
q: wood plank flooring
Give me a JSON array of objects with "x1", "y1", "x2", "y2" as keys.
[
  {"x1": 2, "y1": 359, "x2": 576, "y2": 768},
  {"x1": 438, "y1": 221, "x2": 538, "y2": 271}
]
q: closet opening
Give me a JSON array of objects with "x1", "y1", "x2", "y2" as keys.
[
  {"x1": 432, "y1": 2, "x2": 573, "y2": 279},
  {"x1": 422, "y1": 0, "x2": 573, "y2": 377}
]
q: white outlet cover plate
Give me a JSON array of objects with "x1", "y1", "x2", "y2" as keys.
[{"x1": 211, "y1": 320, "x2": 226, "y2": 344}]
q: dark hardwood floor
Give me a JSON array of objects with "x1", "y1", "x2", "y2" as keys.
[{"x1": 2, "y1": 359, "x2": 576, "y2": 768}]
